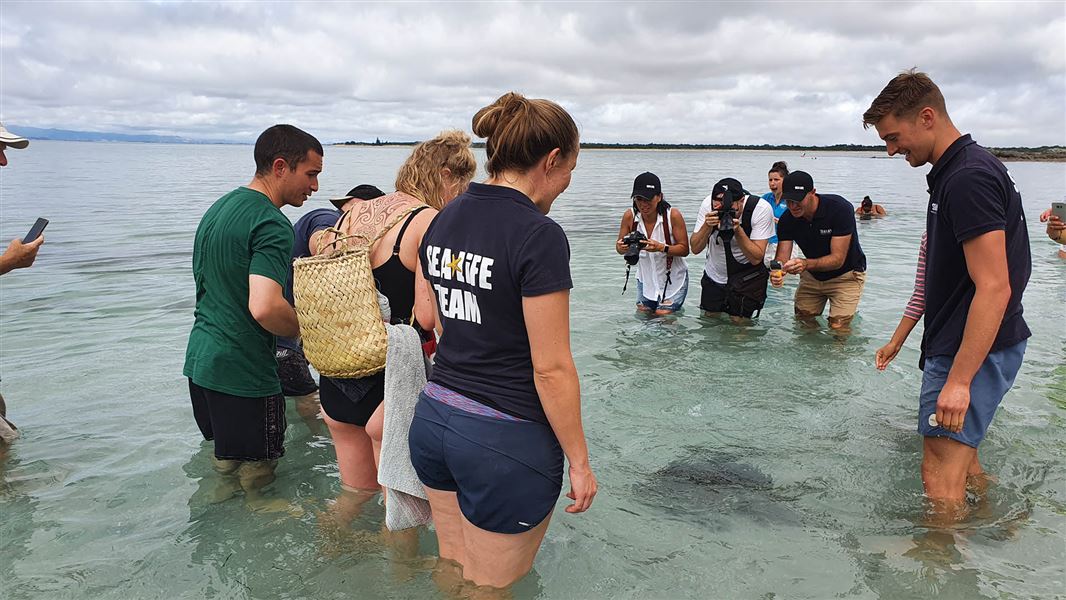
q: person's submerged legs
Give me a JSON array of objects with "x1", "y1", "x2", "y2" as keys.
[{"x1": 916, "y1": 342, "x2": 1025, "y2": 524}]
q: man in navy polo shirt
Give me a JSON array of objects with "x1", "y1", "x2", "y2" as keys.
[
  {"x1": 275, "y1": 184, "x2": 385, "y2": 396},
  {"x1": 863, "y1": 69, "x2": 1030, "y2": 519},
  {"x1": 771, "y1": 171, "x2": 867, "y2": 331}
]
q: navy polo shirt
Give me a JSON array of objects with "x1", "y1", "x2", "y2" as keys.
[
  {"x1": 776, "y1": 193, "x2": 867, "y2": 281},
  {"x1": 279, "y1": 207, "x2": 340, "y2": 350},
  {"x1": 420, "y1": 182, "x2": 572, "y2": 424},
  {"x1": 921, "y1": 134, "x2": 1031, "y2": 367}
]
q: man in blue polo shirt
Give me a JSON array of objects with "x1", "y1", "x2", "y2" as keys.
[
  {"x1": 770, "y1": 171, "x2": 867, "y2": 331},
  {"x1": 863, "y1": 69, "x2": 1030, "y2": 520},
  {"x1": 276, "y1": 184, "x2": 385, "y2": 396}
]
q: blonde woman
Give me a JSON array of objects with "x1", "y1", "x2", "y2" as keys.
[{"x1": 311, "y1": 130, "x2": 475, "y2": 510}]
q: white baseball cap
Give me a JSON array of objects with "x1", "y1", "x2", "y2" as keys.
[{"x1": 0, "y1": 123, "x2": 29, "y2": 149}]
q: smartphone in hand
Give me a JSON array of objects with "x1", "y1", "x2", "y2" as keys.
[
  {"x1": 23, "y1": 218, "x2": 48, "y2": 243},
  {"x1": 1052, "y1": 203, "x2": 1066, "y2": 244}
]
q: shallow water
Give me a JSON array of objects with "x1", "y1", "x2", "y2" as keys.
[{"x1": 1, "y1": 142, "x2": 1063, "y2": 599}]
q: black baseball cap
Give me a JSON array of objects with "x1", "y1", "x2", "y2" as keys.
[
  {"x1": 329, "y1": 184, "x2": 386, "y2": 208},
  {"x1": 631, "y1": 172, "x2": 662, "y2": 200},
  {"x1": 711, "y1": 177, "x2": 745, "y2": 204},
  {"x1": 780, "y1": 171, "x2": 814, "y2": 203}
]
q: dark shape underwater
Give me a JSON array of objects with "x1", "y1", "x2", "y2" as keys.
[
  {"x1": 655, "y1": 451, "x2": 774, "y2": 489},
  {"x1": 635, "y1": 447, "x2": 802, "y2": 528}
]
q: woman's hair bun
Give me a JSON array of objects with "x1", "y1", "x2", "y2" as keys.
[
  {"x1": 471, "y1": 92, "x2": 578, "y2": 176},
  {"x1": 472, "y1": 92, "x2": 525, "y2": 139}
]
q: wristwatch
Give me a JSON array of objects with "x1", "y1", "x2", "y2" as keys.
[{"x1": 662, "y1": 244, "x2": 669, "y2": 254}]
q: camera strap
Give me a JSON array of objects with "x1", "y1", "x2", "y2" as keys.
[
  {"x1": 629, "y1": 206, "x2": 674, "y2": 302},
  {"x1": 660, "y1": 206, "x2": 673, "y2": 303}
]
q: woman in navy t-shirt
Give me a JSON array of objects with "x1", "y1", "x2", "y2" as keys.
[{"x1": 410, "y1": 92, "x2": 598, "y2": 588}]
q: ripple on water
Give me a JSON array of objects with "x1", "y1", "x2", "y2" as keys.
[{"x1": 1, "y1": 145, "x2": 1064, "y2": 599}]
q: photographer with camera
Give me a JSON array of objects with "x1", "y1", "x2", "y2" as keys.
[
  {"x1": 691, "y1": 178, "x2": 775, "y2": 320},
  {"x1": 615, "y1": 172, "x2": 690, "y2": 315}
]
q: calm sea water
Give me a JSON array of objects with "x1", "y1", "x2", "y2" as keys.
[{"x1": 1, "y1": 141, "x2": 1063, "y2": 599}]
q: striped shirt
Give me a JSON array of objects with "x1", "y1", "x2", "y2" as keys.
[{"x1": 903, "y1": 233, "x2": 927, "y2": 321}]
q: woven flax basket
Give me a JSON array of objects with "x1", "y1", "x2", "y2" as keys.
[{"x1": 292, "y1": 205, "x2": 425, "y2": 378}]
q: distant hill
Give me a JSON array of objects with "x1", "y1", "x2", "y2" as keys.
[
  {"x1": 4, "y1": 126, "x2": 238, "y2": 145},
  {"x1": 335, "y1": 139, "x2": 1065, "y2": 161},
  {"x1": 8, "y1": 127, "x2": 1063, "y2": 160}
]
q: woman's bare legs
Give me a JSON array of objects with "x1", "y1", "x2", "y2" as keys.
[
  {"x1": 323, "y1": 412, "x2": 377, "y2": 490},
  {"x1": 423, "y1": 486, "x2": 551, "y2": 589}
]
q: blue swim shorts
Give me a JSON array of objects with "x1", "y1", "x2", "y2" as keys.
[
  {"x1": 918, "y1": 340, "x2": 1026, "y2": 448},
  {"x1": 637, "y1": 271, "x2": 689, "y2": 313},
  {"x1": 408, "y1": 388, "x2": 563, "y2": 534}
]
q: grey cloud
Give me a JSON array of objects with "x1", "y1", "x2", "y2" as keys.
[{"x1": 1, "y1": 1, "x2": 1063, "y2": 146}]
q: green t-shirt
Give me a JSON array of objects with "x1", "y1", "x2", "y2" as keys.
[{"x1": 183, "y1": 187, "x2": 294, "y2": 397}]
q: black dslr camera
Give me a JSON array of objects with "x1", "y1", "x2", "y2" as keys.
[
  {"x1": 716, "y1": 204, "x2": 737, "y2": 242},
  {"x1": 621, "y1": 230, "x2": 647, "y2": 265}
]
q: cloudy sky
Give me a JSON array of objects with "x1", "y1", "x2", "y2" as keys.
[{"x1": 2, "y1": 1, "x2": 1063, "y2": 146}]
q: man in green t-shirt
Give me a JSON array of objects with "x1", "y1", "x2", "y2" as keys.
[{"x1": 184, "y1": 124, "x2": 323, "y2": 493}]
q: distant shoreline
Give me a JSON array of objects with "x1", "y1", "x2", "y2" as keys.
[
  {"x1": 13, "y1": 131, "x2": 1063, "y2": 162},
  {"x1": 335, "y1": 140, "x2": 1066, "y2": 162}
]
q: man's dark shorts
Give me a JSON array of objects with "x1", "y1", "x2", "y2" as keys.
[
  {"x1": 699, "y1": 274, "x2": 759, "y2": 319},
  {"x1": 189, "y1": 379, "x2": 286, "y2": 461},
  {"x1": 275, "y1": 347, "x2": 318, "y2": 396}
]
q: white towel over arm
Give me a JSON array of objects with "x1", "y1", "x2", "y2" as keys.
[{"x1": 377, "y1": 323, "x2": 432, "y2": 531}]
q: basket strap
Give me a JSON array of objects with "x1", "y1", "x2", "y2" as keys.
[
  {"x1": 320, "y1": 203, "x2": 430, "y2": 254},
  {"x1": 318, "y1": 210, "x2": 357, "y2": 254},
  {"x1": 369, "y1": 203, "x2": 431, "y2": 246},
  {"x1": 321, "y1": 231, "x2": 371, "y2": 253}
]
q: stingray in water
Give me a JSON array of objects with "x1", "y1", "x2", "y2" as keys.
[
  {"x1": 635, "y1": 448, "x2": 802, "y2": 528},
  {"x1": 654, "y1": 452, "x2": 774, "y2": 489}
]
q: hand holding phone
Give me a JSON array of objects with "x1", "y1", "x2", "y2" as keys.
[
  {"x1": 1, "y1": 219, "x2": 46, "y2": 274},
  {"x1": 1050, "y1": 202, "x2": 1066, "y2": 243},
  {"x1": 23, "y1": 218, "x2": 48, "y2": 243}
]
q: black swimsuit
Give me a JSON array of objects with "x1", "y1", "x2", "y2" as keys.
[{"x1": 319, "y1": 207, "x2": 429, "y2": 426}]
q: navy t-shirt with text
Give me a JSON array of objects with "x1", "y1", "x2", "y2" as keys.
[
  {"x1": 921, "y1": 134, "x2": 1031, "y2": 367},
  {"x1": 420, "y1": 182, "x2": 572, "y2": 424},
  {"x1": 776, "y1": 193, "x2": 866, "y2": 281}
]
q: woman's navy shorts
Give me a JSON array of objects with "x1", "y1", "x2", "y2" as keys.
[{"x1": 408, "y1": 390, "x2": 563, "y2": 534}]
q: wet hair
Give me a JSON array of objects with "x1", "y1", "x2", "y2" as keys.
[
  {"x1": 471, "y1": 92, "x2": 579, "y2": 176},
  {"x1": 862, "y1": 69, "x2": 949, "y2": 129},
  {"x1": 253, "y1": 124, "x2": 323, "y2": 176},
  {"x1": 768, "y1": 161, "x2": 789, "y2": 177},
  {"x1": 394, "y1": 130, "x2": 476, "y2": 210}
]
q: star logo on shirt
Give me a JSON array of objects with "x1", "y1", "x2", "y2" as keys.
[{"x1": 447, "y1": 254, "x2": 463, "y2": 274}]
